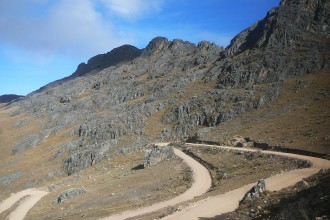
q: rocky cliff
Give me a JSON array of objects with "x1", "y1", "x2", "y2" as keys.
[
  {"x1": 72, "y1": 45, "x2": 142, "y2": 77},
  {"x1": 4, "y1": 0, "x2": 329, "y2": 175}
]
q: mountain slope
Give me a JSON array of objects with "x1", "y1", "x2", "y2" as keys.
[{"x1": 0, "y1": 0, "x2": 329, "y2": 214}]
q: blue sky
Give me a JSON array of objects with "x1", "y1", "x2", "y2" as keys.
[{"x1": 0, "y1": 0, "x2": 280, "y2": 96}]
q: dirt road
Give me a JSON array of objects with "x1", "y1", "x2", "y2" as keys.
[
  {"x1": 162, "y1": 143, "x2": 330, "y2": 220},
  {"x1": 100, "y1": 144, "x2": 212, "y2": 220},
  {"x1": 1, "y1": 143, "x2": 329, "y2": 220},
  {"x1": 0, "y1": 188, "x2": 48, "y2": 220}
]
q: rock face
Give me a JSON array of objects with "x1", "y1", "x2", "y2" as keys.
[
  {"x1": 144, "y1": 145, "x2": 174, "y2": 167},
  {"x1": 216, "y1": 0, "x2": 329, "y2": 88},
  {"x1": 6, "y1": 0, "x2": 329, "y2": 175},
  {"x1": 57, "y1": 188, "x2": 86, "y2": 203},
  {"x1": 72, "y1": 45, "x2": 142, "y2": 77},
  {"x1": 241, "y1": 179, "x2": 266, "y2": 204},
  {"x1": 63, "y1": 140, "x2": 117, "y2": 175}
]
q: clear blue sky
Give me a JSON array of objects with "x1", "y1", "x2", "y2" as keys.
[{"x1": 0, "y1": 0, "x2": 280, "y2": 96}]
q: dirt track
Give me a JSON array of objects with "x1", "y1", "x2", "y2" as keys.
[
  {"x1": 100, "y1": 144, "x2": 212, "y2": 220},
  {"x1": 162, "y1": 143, "x2": 330, "y2": 220},
  {"x1": 0, "y1": 188, "x2": 48, "y2": 220},
  {"x1": 1, "y1": 143, "x2": 329, "y2": 220}
]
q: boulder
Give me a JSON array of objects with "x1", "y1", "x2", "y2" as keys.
[
  {"x1": 241, "y1": 179, "x2": 266, "y2": 204},
  {"x1": 229, "y1": 135, "x2": 248, "y2": 147},
  {"x1": 57, "y1": 188, "x2": 86, "y2": 203},
  {"x1": 144, "y1": 145, "x2": 174, "y2": 167},
  {"x1": 319, "y1": 168, "x2": 330, "y2": 175},
  {"x1": 60, "y1": 96, "x2": 71, "y2": 103}
]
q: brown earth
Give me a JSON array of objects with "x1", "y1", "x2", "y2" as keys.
[
  {"x1": 161, "y1": 144, "x2": 330, "y2": 220},
  {"x1": 0, "y1": 69, "x2": 328, "y2": 219},
  {"x1": 122, "y1": 143, "x2": 313, "y2": 220},
  {"x1": 201, "y1": 69, "x2": 330, "y2": 155},
  {"x1": 25, "y1": 152, "x2": 192, "y2": 220},
  {"x1": 221, "y1": 170, "x2": 330, "y2": 220}
]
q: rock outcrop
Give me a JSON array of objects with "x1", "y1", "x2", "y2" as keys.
[
  {"x1": 5, "y1": 0, "x2": 329, "y2": 175},
  {"x1": 72, "y1": 45, "x2": 142, "y2": 77},
  {"x1": 144, "y1": 145, "x2": 174, "y2": 167},
  {"x1": 63, "y1": 140, "x2": 117, "y2": 175},
  {"x1": 240, "y1": 179, "x2": 266, "y2": 204},
  {"x1": 57, "y1": 188, "x2": 86, "y2": 203},
  {"x1": 212, "y1": 0, "x2": 329, "y2": 88}
]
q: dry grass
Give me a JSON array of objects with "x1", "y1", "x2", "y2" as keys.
[
  {"x1": 26, "y1": 154, "x2": 192, "y2": 220},
  {"x1": 185, "y1": 145, "x2": 306, "y2": 196},
  {"x1": 144, "y1": 79, "x2": 217, "y2": 139},
  {"x1": 127, "y1": 144, "x2": 307, "y2": 219},
  {"x1": 0, "y1": 105, "x2": 76, "y2": 202},
  {"x1": 0, "y1": 67, "x2": 328, "y2": 219},
  {"x1": 223, "y1": 171, "x2": 330, "y2": 219},
  {"x1": 203, "y1": 69, "x2": 330, "y2": 154},
  {"x1": 0, "y1": 106, "x2": 41, "y2": 157},
  {"x1": 145, "y1": 108, "x2": 172, "y2": 138}
]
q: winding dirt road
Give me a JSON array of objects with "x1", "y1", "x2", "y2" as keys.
[
  {"x1": 100, "y1": 143, "x2": 212, "y2": 220},
  {"x1": 162, "y1": 143, "x2": 330, "y2": 220},
  {"x1": 0, "y1": 188, "x2": 49, "y2": 220},
  {"x1": 1, "y1": 143, "x2": 329, "y2": 220}
]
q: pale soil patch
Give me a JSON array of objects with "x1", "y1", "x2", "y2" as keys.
[{"x1": 0, "y1": 188, "x2": 48, "y2": 220}]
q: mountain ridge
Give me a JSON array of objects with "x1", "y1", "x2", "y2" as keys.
[
  {"x1": 0, "y1": 0, "x2": 328, "y2": 199},
  {"x1": 3, "y1": 0, "x2": 328, "y2": 175},
  {"x1": 0, "y1": 94, "x2": 24, "y2": 103},
  {"x1": 0, "y1": 0, "x2": 329, "y2": 218}
]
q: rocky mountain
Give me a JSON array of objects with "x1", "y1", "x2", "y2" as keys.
[
  {"x1": 71, "y1": 45, "x2": 142, "y2": 78},
  {"x1": 1, "y1": 0, "x2": 329, "y2": 178}
]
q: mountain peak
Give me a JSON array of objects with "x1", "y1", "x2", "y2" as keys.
[
  {"x1": 143, "y1": 37, "x2": 169, "y2": 56},
  {"x1": 72, "y1": 44, "x2": 142, "y2": 77},
  {"x1": 226, "y1": 0, "x2": 329, "y2": 56}
]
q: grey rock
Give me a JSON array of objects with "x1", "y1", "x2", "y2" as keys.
[
  {"x1": 57, "y1": 188, "x2": 86, "y2": 203},
  {"x1": 72, "y1": 45, "x2": 142, "y2": 77},
  {"x1": 142, "y1": 37, "x2": 169, "y2": 56},
  {"x1": 5, "y1": 0, "x2": 328, "y2": 175},
  {"x1": 319, "y1": 168, "x2": 330, "y2": 174},
  {"x1": 215, "y1": 0, "x2": 328, "y2": 89},
  {"x1": 12, "y1": 134, "x2": 40, "y2": 154},
  {"x1": 241, "y1": 179, "x2": 266, "y2": 203},
  {"x1": 217, "y1": 169, "x2": 228, "y2": 180},
  {"x1": 63, "y1": 140, "x2": 117, "y2": 175},
  {"x1": 228, "y1": 136, "x2": 248, "y2": 147},
  {"x1": 0, "y1": 172, "x2": 23, "y2": 185},
  {"x1": 144, "y1": 145, "x2": 174, "y2": 167},
  {"x1": 64, "y1": 151, "x2": 96, "y2": 175},
  {"x1": 13, "y1": 119, "x2": 27, "y2": 128},
  {"x1": 60, "y1": 96, "x2": 71, "y2": 103},
  {"x1": 48, "y1": 183, "x2": 60, "y2": 192},
  {"x1": 297, "y1": 180, "x2": 309, "y2": 188}
]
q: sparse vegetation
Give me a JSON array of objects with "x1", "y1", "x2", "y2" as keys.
[
  {"x1": 180, "y1": 145, "x2": 309, "y2": 196},
  {"x1": 0, "y1": 0, "x2": 329, "y2": 219},
  {"x1": 221, "y1": 170, "x2": 330, "y2": 220}
]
